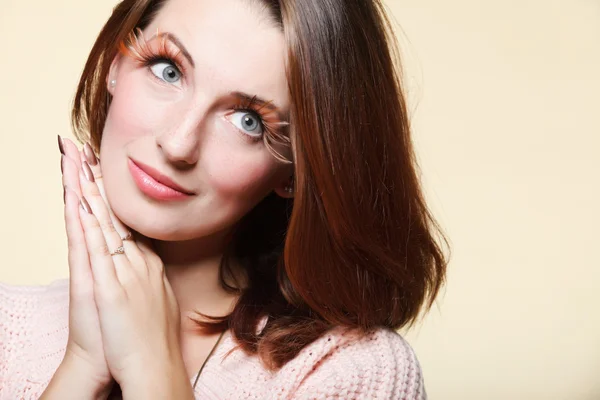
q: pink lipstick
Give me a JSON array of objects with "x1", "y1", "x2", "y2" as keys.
[{"x1": 128, "y1": 159, "x2": 193, "y2": 201}]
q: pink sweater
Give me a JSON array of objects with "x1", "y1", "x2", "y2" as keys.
[{"x1": 0, "y1": 279, "x2": 426, "y2": 399}]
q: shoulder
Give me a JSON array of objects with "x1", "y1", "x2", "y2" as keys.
[
  {"x1": 273, "y1": 327, "x2": 426, "y2": 400},
  {"x1": 0, "y1": 279, "x2": 70, "y2": 398},
  {"x1": 0, "y1": 279, "x2": 69, "y2": 325},
  {"x1": 0, "y1": 278, "x2": 69, "y2": 321},
  {"x1": 0, "y1": 278, "x2": 69, "y2": 299}
]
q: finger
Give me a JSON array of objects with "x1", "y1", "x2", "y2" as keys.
[
  {"x1": 61, "y1": 152, "x2": 83, "y2": 199},
  {"x1": 134, "y1": 233, "x2": 154, "y2": 255},
  {"x1": 133, "y1": 233, "x2": 164, "y2": 281},
  {"x1": 64, "y1": 188, "x2": 93, "y2": 295},
  {"x1": 79, "y1": 171, "x2": 136, "y2": 285},
  {"x1": 81, "y1": 142, "x2": 99, "y2": 177},
  {"x1": 78, "y1": 196, "x2": 123, "y2": 293},
  {"x1": 81, "y1": 145, "x2": 131, "y2": 241},
  {"x1": 135, "y1": 233, "x2": 162, "y2": 271},
  {"x1": 79, "y1": 168, "x2": 146, "y2": 282},
  {"x1": 163, "y1": 275, "x2": 180, "y2": 317},
  {"x1": 60, "y1": 137, "x2": 84, "y2": 197},
  {"x1": 82, "y1": 141, "x2": 99, "y2": 166},
  {"x1": 61, "y1": 137, "x2": 83, "y2": 171}
]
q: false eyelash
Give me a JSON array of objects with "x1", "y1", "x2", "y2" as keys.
[
  {"x1": 263, "y1": 121, "x2": 292, "y2": 164},
  {"x1": 119, "y1": 28, "x2": 187, "y2": 75},
  {"x1": 119, "y1": 29, "x2": 292, "y2": 163},
  {"x1": 231, "y1": 96, "x2": 292, "y2": 163}
]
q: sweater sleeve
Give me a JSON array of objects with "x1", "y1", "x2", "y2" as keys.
[
  {"x1": 279, "y1": 328, "x2": 426, "y2": 400},
  {"x1": 0, "y1": 280, "x2": 69, "y2": 399}
]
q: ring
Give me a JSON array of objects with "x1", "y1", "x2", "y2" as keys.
[
  {"x1": 121, "y1": 232, "x2": 133, "y2": 241},
  {"x1": 110, "y1": 246, "x2": 125, "y2": 256}
]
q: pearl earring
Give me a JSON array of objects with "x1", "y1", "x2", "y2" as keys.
[
  {"x1": 283, "y1": 176, "x2": 294, "y2": 195},
  {"x1": 109, "y1": 79, "x2": 116, "y2": 87}
]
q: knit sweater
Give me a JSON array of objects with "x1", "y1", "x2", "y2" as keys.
[{"x1": 0, "y1": 279, "x2": 426, "y2": 400}]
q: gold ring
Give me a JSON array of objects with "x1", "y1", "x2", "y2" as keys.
[{"x1": 110, "y1": 246, "x2": 125, "y2": 256}]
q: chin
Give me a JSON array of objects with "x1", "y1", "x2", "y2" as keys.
[
  {"x1": 114, "y1": 205, "x2": 234, "y2": 243},
  {"x1": 118, "y1": 213, "x2": 195, "y2": 241},
  {"x1": 105, "y1": 189, "x2": 193, "y2": 241},
  {"x1": 106, "y1": 183, "x2": 245, "y2": 243}
]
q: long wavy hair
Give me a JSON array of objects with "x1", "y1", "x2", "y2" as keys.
[{"x1": 73, "y1": 0, "x2": 448, "y2": 371}]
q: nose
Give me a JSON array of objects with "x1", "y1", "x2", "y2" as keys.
[{"x1": 156, "y1": 106, "x2": 207, "y2": 167}]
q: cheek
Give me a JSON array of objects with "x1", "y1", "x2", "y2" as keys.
[
  {"x1": 202, "y1": 142, "x2": 282, "y2": 200},
  {"x1": 104, "y1": 73, "x2": 175, "y2": 142}
]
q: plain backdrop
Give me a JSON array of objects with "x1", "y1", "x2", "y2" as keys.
[{"x1": 1, "y1": 1, "x2": 598, "y2": 399}]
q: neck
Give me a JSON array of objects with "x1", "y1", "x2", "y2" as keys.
[{"x1": 153, "y1": 234, "x2": 242, "y2": 333}]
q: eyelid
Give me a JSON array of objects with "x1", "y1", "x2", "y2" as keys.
[
  {"x1": 224, "y1": 109, "x2": 264, "y2": 142},
  {"x1": 148, "y1": 61, "x2": 184, "y2": 88},
  {"x1": 121, "y1": 29, "x2": 190, "y2": 81},
  {"x1": 149, "y1": 31, "x2": 195, "y2": 67},
  {"x1": 144, "y1": 53, "x2": 187, "y2": 79}
]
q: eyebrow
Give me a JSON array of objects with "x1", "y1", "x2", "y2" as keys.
[
  {"x1": 231, "y1": 91, "x2": 288, "y2": 122},
  {"x1": 157, "y1": 32, "x2": 195, "y2": 67}
]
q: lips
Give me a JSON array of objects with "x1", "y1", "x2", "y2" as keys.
[{"x1": 128, "y1": 158, "x2": 194, "y2": 201}]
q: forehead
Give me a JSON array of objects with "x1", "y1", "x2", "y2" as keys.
[{"x1": 146, "y1": 0, "x2": 288, "y2": 104}]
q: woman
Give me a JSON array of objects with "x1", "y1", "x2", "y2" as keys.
[{"x1": 0, "y1": 0, "x2": 447, "y2": 398}]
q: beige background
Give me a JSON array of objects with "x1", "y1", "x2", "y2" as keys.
[{"x1": 1, "y1": 0, "x2": 598, "y2": 398}]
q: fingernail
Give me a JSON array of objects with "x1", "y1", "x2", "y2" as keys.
[
  {"x1": 60, "y1": 155, "x2": 64, "y2": 174},
  {"x1": 58, "y1": 135, "x2": 65, "y2": 155},
  {"x1": 82, "y1": 161, "x2": 95, "y2": 182},
  {"x1": 63, "y1": 187, "x2": 66, "y2": 204},
  {"x1": 83, "y1": 142, "x2": 98, "y2": 166},
  {"x1": 80, "y1": 197, "x2": 93, "y2": 214}
]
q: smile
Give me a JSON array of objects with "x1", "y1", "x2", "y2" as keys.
[{"x1": 128, "y1": 158, "x2": 194, "y2": 201}]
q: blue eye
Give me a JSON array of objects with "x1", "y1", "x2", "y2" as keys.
[
  {"x1": 149, "y1": 61, "x2": 182, "y2": 86},
  {"x1": 228, "y1": 110, "x2": 264, "y2": 138}
]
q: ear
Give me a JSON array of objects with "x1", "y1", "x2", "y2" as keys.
[
  {"x1": 274, "y1": 176, "x2": 295, "y2": 199},
  {"x1": 106, "y1": 54, "x2": 122, "y2": 95}
]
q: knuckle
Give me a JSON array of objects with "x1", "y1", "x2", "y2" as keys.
[
  {"x1": 85, "y1": 184, "x2": 102, "y2": 197},
  {"x1": 86, "y1": 215, "x2": 101, "y2": 229},
  {"x1": 92, "y1": 244, "x2": 111, "y2": 257},
  {"x1": 151, "y1": 260, "x2": 164, "y2": 274},
  {"x1": 147, "y1": 262, "x2": 160, "y2": 278},
  {"x1": 129, "y1": 258, "x2": 150, "y2": 280},
  {"x1": 67, "y1": 238, "x2": 85, "y2": 256},
  {"x1": 67, "y1": 241, "x2": 79, "y2": 256},
  {"x1": 99, "y1": 219, "x2": 116, "y2": 232},
  {"x1": 62, "y1": 155, "x2": 76, "y2": 170},
  {"x1": 121, "y1": 274, "x2": 140, "y2": 291},
  {"x1": 148, "y1": 264, "x2": 165, "y2": 285},
  {"x1": 66, "y1": 237, "x2": 78, "y2": 250}
]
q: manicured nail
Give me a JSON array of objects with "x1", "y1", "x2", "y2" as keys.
[
  {"x1": 60, "y1": 155, "x2": 64, "y2": 174},
  {"x1": 80, "y1": 197, "x2": 93, "y2": 214},
  {"x1": 58, "y1": 135, "x2": 65, "y2": 155},
  {"x1": 82, "y1": 161, "x2": 95, "y2": 182},
  {"x1": 83, "y1": 142, "x2": 98, "y2": 166},
  {"x1": 63, "y1": 187, "x2": 66, "y2": 204}
]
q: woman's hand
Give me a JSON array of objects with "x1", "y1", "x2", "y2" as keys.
[
  {"x1": 73, "y1": 144, "x2": 193, "y2": 398},
  {"x1": 59, "y1": 136, "x2": 120, "y2": 391}
]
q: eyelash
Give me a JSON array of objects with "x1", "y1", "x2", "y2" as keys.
[
  {"x1": 119, "y1": 30, "x2": 282, "y2": 145},
  {"x1": 228, "y1": 97, "x2": 274, "y2": 143},
  {"x1": 144, "y1": 56, "x2": 184, "y2": 82},
  {"x1": 121, "y1": 32, "x2": 187, "y2": 84}
]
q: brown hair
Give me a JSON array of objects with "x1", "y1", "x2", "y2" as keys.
[{"x1": 72, "y1": 0, "x2": 448, "y2": 371}]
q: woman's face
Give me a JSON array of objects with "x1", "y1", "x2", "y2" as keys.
[{"x1": 101, "y1": 0, "x2": 292, "y2": 241}]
